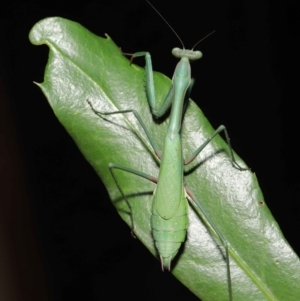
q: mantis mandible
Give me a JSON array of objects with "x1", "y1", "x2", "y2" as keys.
[{"x1": 88, "y1": 1, "x2": 248, "y2": 300}]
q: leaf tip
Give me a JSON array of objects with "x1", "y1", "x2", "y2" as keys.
[{"x1": 29, "y1": 17, "x2": 63, "y2": 46}]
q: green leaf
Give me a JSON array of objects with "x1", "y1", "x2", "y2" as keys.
[{"x1": 29, "y1": 17, "x2": 300, "y2": 301}]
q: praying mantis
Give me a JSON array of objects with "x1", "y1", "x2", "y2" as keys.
[{"x1": 87, "y1": 1, "x2": 249, "y2": 300}]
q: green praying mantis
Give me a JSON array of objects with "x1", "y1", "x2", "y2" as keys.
[{"x1": 87, "y1": 1, "x2": 249, "y2": 300}]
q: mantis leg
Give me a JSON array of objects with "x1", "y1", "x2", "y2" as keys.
[
  {"x1": 184, "y1": 185, "x2": 232, "y2": 301},
  {"x1": 108, "y1": 163, "x2": 157, "y2": 234},
  {"x1": 182, "y1": 78, "x2": 195, "y2": 118},
  {"x1": 131, "y1": 52, "x2": 195, "y2": 120},
  {"x1": 130, "y1": 51, "x2": 174, "y2": 118},
  {"x1": 184, "y1": 124, "x2": 249, "y2": 171},
  {"x1": 87, "y1": 100, "x2": 162, "y2": 159}
]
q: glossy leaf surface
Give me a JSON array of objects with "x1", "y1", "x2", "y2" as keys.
[{"x1": 29, "y1": 17, "x2": 300, "y2": 301}]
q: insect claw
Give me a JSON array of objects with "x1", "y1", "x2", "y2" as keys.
[
  {"x1": 233, "y1": 161, "x2": 251, "y2": 172},
  {"x1": 131, "y1": 229, "x2": 136, "y2": 239},
  {"x1": 120, "y1": 50, "x2": 136, "y2": 65},
  {"x1": 129, "y1": 56, "x2": 135, "y2": 65}
]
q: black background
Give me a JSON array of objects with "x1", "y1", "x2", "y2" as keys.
[{"x1": 1, "y1": 1, "x2": 299, "y2": 300}]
